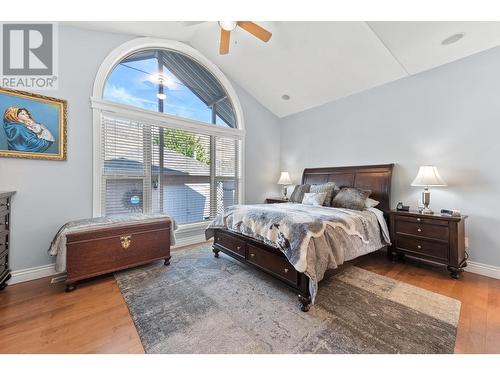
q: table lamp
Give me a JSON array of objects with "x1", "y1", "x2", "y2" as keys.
[
  {"x1": 277, "y1": 172, "x2": 292, "y2": 200},
  {"x1": 411, "y1": 166, "x2": 447, "y2": 214}
]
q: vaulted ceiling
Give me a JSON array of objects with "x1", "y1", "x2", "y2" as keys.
[{"x1": 65, "y1": 21, "x2": 500, "y2": 118}]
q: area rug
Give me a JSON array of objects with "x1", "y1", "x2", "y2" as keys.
[{"x1": 115, "y1": 244, "x2": 461, "y2": 354}]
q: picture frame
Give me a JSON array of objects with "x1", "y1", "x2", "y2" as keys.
[{"x1": 0, "y1": 87, "x2": 67, "y2": 160}]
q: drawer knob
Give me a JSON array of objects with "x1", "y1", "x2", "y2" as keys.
[
  {"x1": 217, "y1": 237, "x2": 220, "y2": 241},
  {"x1": 284, "y1": 268, "x2": 289, "y2": 273},
  {"x1": 417, "y1": 228, "x2": 422, "y2": 232},
  {"x1": 120, "y1": 235, "x2": 132, "y2": 249},
  {"x1": 236, "y1": 246, "x2": 241, "y2": 250},
  {"x1": 250, "y1": 253, "x2": 255, "y2": 257},
  {"x1": 417, "y1": 218, "x2": 421, "y2": 222},
  {"x1": 417, "y1": 245, "x2": 422, "y2": 249}
]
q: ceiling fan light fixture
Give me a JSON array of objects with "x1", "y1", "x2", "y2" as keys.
[
  {"x1": 441, "y1": 32, "x2": 465, "y2": 45},
  {"x1": 219, "y1": 21, "x2": 238, "y2": 31}
]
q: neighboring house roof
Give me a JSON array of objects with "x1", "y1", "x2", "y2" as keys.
[{"x1": 104, "y1": 148, "x2": 210, "y2": 176}]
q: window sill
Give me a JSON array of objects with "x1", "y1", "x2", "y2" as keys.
[{"x1": 176, "y1": 221, "x2": 210, "y2": 234}]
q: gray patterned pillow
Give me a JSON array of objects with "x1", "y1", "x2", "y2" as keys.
[
  {"x1": 289, "y1": 184, "x2": 310, "y2": 203},
  {"x1": 332, "y1": 188, "x2": 371, "y2": 210},
  {"x1": 302, "y1": 192, "x2": 328, "y2": 206},
  {"x1": 310, "y1": 182, "x2": 339, "y2": 207}
]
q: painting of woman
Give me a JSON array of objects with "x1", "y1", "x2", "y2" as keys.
[
  {"x1": 0, "y1": 88, "x2": 66, "y2": 160},
  {"x1": 3, "y1": 107, "x2": 55, "y2": 152}
]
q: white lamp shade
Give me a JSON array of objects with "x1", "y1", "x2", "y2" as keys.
[
  {"x1": 277, "y1": 172, "x2": 292, "y2": 185},
  {"x1": 411, "y1": 166, "x2": 447, "y2": 187}
]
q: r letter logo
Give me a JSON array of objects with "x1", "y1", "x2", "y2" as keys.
[{"x1": 1, "y1": 23, "x2": 58, "y2": 89}]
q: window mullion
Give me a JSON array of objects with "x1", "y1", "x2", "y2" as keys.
[
  {"x1": 143, "y1": 123, "x2": 152, "y2": 213},
  {"x1": 157, "y1": 52, "x2": 165, "y2": 214},
  {"x1": 210, "y1": 135, "x2": 217, "y2": 218}
]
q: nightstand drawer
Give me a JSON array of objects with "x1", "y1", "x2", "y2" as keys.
[
  {"x1": 397, "y1": 215, "x2": 448, "y2": 226},
  {"x1": 395, "y1": 236, "x2": 449, "y2": 262},
  {"x1": 395, "y1": 220, "x2": 449, "y2": 241}
]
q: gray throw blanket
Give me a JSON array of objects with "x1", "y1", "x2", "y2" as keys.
[{"x1": 206, "y1": 203, "x2": 389, "y2": 302}]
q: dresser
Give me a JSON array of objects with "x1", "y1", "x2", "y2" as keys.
[
  {"x1": 0, "y1": 191, "x2": 15, "y2": 290},
  {"x1": 389, "y1": 210, "x2": 467, "y2": 279}
]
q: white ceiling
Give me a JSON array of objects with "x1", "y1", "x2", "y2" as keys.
[{"x1": 65, "y1": 21, "x2": 500, "y2": 118}]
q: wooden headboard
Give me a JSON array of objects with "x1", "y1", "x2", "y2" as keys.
[{"x1": 302, "y1": 164, "x2": 394, "y2": 214}]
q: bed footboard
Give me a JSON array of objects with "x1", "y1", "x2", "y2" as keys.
[{"x1": 212, "y1": 228, "x2": 311, "y2": 312}]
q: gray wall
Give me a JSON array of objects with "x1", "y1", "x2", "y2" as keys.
[
  {"x1": 236, "y1": 85, "x2": 281, "y2": 204},
  {"x1": 281, "y1": 46, "x2": 500, "y2": 267},
  {"x1": 0, "y1": 26, "x2": 281, "y2": 271}
]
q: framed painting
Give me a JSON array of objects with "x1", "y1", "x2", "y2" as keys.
[{"x1": 0, "y1": 87, "x2": 67, "y2": 160}]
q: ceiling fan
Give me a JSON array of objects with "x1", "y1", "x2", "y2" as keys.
[{"x1": 217, "y1": 21, "x2": 272, "y2": 55}]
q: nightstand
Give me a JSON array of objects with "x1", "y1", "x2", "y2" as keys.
[
  {"x1": 389, "y1": 210, "x2": 468, "y2": 279},
  {"x1": 265, "y1": 197, "x2": 289, "y2": 204}
]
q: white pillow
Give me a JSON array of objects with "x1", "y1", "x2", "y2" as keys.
[
  {"x1": 365, "y1": 197, "x2": 380, "y2": 208},
  {"x1": 302, "y1": 192, "x2": 327, "y2": 206}
]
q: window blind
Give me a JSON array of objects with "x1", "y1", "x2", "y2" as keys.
[{"x1": 101, "y1": 114, "x2": 240, "y2": 225}]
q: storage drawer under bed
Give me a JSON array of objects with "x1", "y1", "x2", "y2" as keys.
[
  {"x1": 214, "y1": 231, "x2": 246, "y2": 259},
  {"x1": 247, "y1": 244, "x2": 298, "y2": 285}
]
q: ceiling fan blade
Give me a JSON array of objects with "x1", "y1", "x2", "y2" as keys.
[
  {"x1": 219, "y1": 29, "x2": 230, "y2": 55},
  {"x1": 237, "y1": 21, "x2": 272, "y2": 42}
]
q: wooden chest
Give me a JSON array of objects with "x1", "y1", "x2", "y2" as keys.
[{"x1": 65, "y1": 219, "x2": 171, "y2": 291}]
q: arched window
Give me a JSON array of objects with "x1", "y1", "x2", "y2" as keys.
[
  {"x1": 103, "y1": 49, "x2": 236, "y2": 128},
  {"x1": 92, "y1": 39, "x2": 244, "y2": 226}
]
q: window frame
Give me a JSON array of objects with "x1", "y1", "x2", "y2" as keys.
[{"x1": 91, "y1": 38, "x2": 245, "y2": 225}]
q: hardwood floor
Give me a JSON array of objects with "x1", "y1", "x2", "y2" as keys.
[
  {"x1": 0, "y1": 244, "x2": 499, "y2": 353},
  {"x1": 0, "y1": 274, "x2": 144, "y2": 353}
]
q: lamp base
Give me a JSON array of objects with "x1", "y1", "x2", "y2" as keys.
[
  {"x1": 281, "y1": 185, "x2": 288, "y2": 200},
  {"x1": 419, "y1": 188, "x2": 433, "y2": 215},
  {"x1": 419, "y1": 207, "x2": 434, "y2": 215}
]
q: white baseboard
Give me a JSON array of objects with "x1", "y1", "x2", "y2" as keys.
[
  {"x1": 7, "y1": 233, "x2": 208, "y2": 285},
  {"x1": 465, "y1": 261, "x2": 500, "y2": 280},
  {"x1": 10, "y1": 238, "x2": 496, "y2": 285},
  {"x1": 172, "y1": 233, "x2": 207, "y2": 249},
  {"x1": 9, "y1": 263, "x2": 61, "y2": 285}
]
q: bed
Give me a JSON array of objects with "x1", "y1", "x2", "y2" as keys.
[{"x1": 206, "y1": 164, "x2": 393, "y2": 311}]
